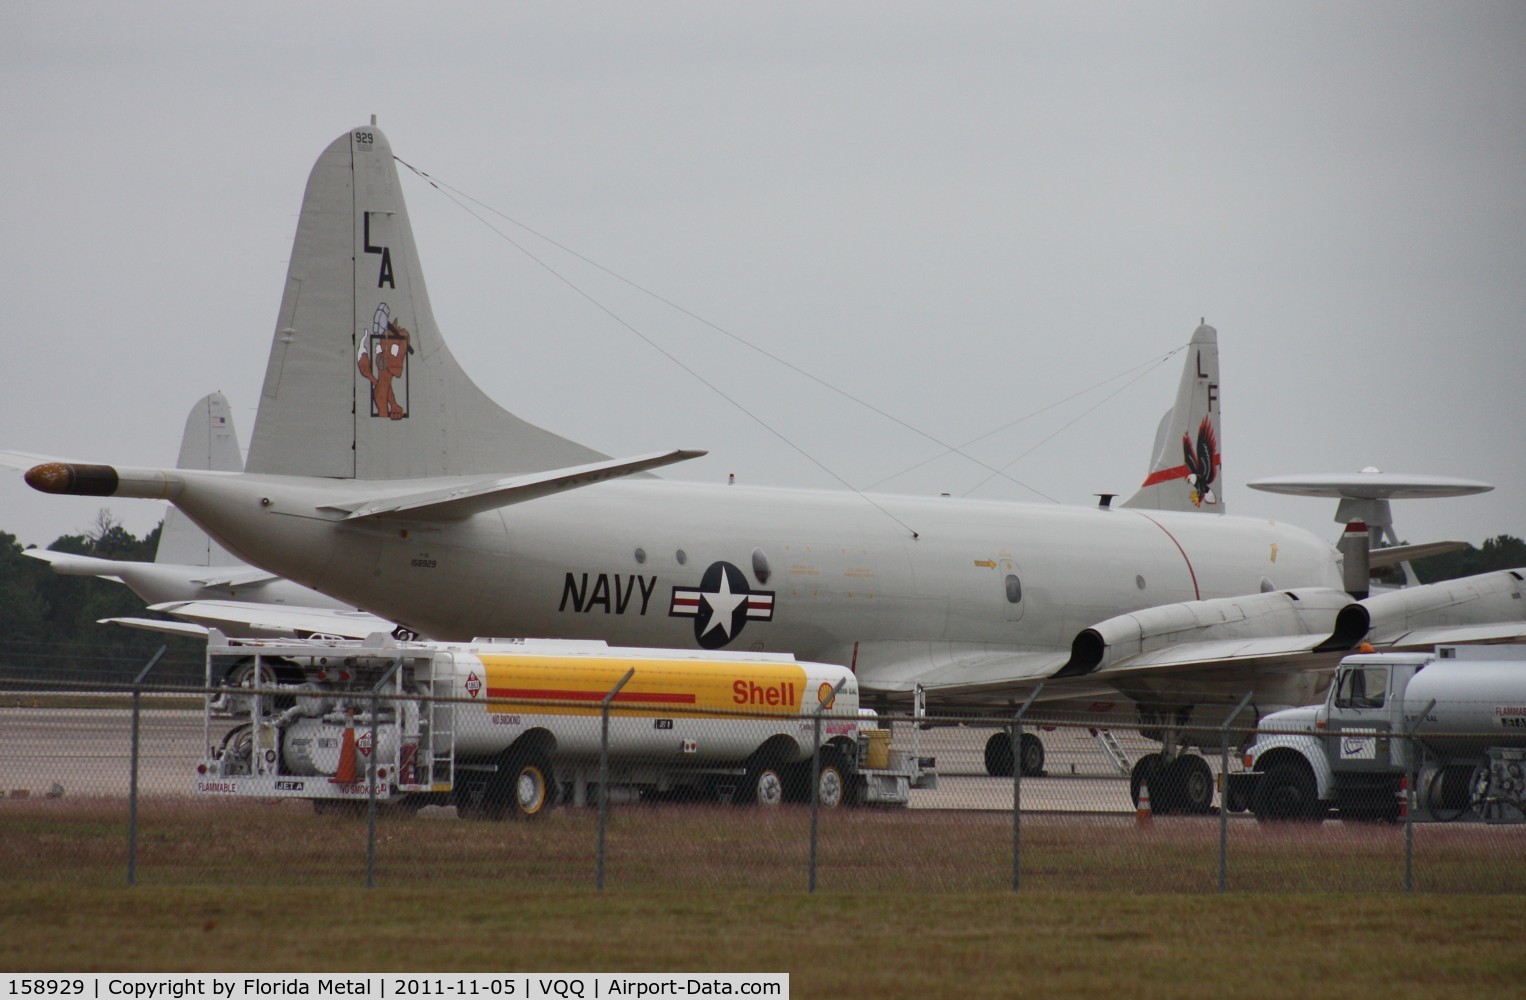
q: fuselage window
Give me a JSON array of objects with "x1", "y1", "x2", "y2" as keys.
[{"x1": 1004, "y1": 574, "x2": 1022, "y2": 604}]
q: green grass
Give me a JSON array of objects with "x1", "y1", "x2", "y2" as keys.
[
  {"x1": 2, "y1": 799, "x2": 1524, "y2": 994},
  {"x1": 1, "y1": 886, "x2": 1523, "y2": 997}
]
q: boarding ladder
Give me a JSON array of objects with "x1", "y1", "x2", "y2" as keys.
[
  {"x1": 427, "y1": 691, "x2": 455, "y2": 790},
  {"x1": 1091, "y1": 728, "x2": 1132, "y2": 775}
]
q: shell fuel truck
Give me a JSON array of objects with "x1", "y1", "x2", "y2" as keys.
[
  {"x1": 1229, "y1": 644, "x2": 1526, "y2": 822},
  {"x1": 193, "y1": 633, "x2": 936, "y2": 816}
]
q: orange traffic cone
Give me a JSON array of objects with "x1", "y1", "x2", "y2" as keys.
[
  {"x1": 331, "y1": 717, "x2": 358, "y2": 785},
  {"x1": 1136, "y1": 779, "x2": 1153, "y2": 828}
]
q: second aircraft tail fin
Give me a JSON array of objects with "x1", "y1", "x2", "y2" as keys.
[
  {"x1": 1120, "y1": 322, "x2": 1223, "y2": 514},
  {"x1": 245, "y1": 122, "x2": 607, "y2": 481},
  {"x1": 155, "y1": 392, "x2": 244, "y2": 567}
]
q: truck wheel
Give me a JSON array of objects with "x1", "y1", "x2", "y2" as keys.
[
  {"x1": 815, "y1": 750, "x2": 848, "y2": 809},
  {"x1": 1164, "y1": 756, "x2": 1214, "y2": 814},
  {"x1": 1019, "y1": 733, "x2": 1046, "y2": 777},
  {"x1": 508, "y1": 752, "x2": 555, "y2": 819},
  {"x1": 745, "y1": 762, "x2": 786, "y2": 807},
  {"x1": 984, "y1": 732, "x2": 1014, "y2": 777},
  {"x1": 1251, "y1": 761, "x2": 1321, "y2": 822}
]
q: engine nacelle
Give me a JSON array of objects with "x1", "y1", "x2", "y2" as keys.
[
  {"x1": 1054, "y1": 588, "x2": 1353, "y2": 678},
  {"x1": 1348, "y1": 569, "x2": 1526, "y2": 645}
]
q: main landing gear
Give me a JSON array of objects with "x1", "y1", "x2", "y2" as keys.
[
  {"x1": 1129, "y1": 752, "x2": 1215, "y2": 815},
  {"x1": 983, "y1": 730, "x2": 1046, "y2": 778}
]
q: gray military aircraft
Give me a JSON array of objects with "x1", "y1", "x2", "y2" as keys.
[{"x1": 23, "y1": 123, "x2": 1526, "y2": 811}]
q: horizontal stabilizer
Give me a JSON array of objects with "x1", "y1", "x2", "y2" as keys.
[
  {"x1": 320, "y1": 450, "x2": 706, "y2": 522},
  {"x1": 23, "y1": 550, "x2": 126, "y2": 580}
]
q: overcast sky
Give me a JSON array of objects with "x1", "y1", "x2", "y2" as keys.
[{"x1": 4, "y1": 3, "x2": 1523, "y2": 556}]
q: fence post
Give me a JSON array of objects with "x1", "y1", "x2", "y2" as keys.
[
  {"x1": 365, "y1": 659, "x2": 402, "y2": 890},
  {"x1": 1218, "y1": 692, "x2": 1254, "y2": 894},
  {"x1": 126, "y1": 646, "x2": 166, "y2": 886},
  {"x1": 808, "y1": 677, "x2": 848, "y2": 894},
  {"x1": 1402, "y1": 698, "x2": 1435, "y2": 894},
  {"x1": 1011, "y1": 684, "x2": 1042, "y2": 892},
  {"x1": 597, "y1": 668, "x2": 635, "y2": 891}
]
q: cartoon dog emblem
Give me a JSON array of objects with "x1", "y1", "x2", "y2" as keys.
[
  {"x1": 1182, "y1": 416, "x2": 1219, "y2": 507},
  {"x1": 357, "y1": 303, "x2": 413, "y2": 420}
]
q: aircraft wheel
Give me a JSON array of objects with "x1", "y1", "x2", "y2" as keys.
[
  {"x1": 1163, "y1": 755, "x2": 1214, "y2": 814},
  {"x1": 1251, "y1": 761, "x2": 1322, "y2": 823},
  {"x1": 1019, "y1": 732, "x2": 1046, "y2": 777},
  {"x1": 984, "y1": 732, "x2": 1014, "y2": 777}
]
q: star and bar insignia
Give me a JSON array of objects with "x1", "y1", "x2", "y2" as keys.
[{"x1": 669, "y1": 560, "x2": 774, "y2": 649}]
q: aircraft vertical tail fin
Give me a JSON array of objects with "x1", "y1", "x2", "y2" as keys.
[
  {"x1": 155, "y1": 392, "x2": 244, "y2": 567},
  {"x1": 1120, "y1": 322, "x2": 1223, "y2": 514},
  {"x1": 245, "y1": 123, "x2": 606, "y2": 481}
]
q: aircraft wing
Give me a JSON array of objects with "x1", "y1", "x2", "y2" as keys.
[
  {"x1": 144, "y1": 600, "x2": 397, "y2": 640},
  {"x1": 318, "y1": 450, "x2": 706, "y2": 521},
  {"x1": 99, "y1": 616, "x2": 220, "y2": 639},
  {"x1": 859, "y1": 588, "x2": 1358, "y2": 710},
  {"x1": 861, "y1": 573, "x2": 1526, "y2": 713}
]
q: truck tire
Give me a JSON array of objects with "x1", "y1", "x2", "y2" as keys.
[
  {"x1": 508, "y1": 751, "x2": 555, "y2": 819},
  {"x1": 1251, "y1": 761, "x2": 1322, "y2": 822},
  {"x1": 745, "y1": 761, "x2": 786, "y2": 807},
  {"x1": 815, "y1": 749, "x2": 848, "y2": 809}
]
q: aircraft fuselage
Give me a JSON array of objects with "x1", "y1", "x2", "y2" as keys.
[{"x1": 166, "y1": 473, "x2": 1343, "y2": 691}]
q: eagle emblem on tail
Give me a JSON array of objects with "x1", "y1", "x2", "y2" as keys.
[{"x1": 1182, "y1": 417, "x2": 1219, "y2": 507}]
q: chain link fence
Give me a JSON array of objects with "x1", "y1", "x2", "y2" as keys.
[{"x1": 3, "y1": 651, "x2": 1524, "y2": 894}]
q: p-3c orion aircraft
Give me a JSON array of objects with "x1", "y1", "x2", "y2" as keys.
[{"x1": 22, "y1": 122, "x2": 1526, "y2": 813}]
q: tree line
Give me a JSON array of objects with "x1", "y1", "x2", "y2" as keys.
[{"x1": 1, "y1": 515, "x2": 1522, "y2": 687}]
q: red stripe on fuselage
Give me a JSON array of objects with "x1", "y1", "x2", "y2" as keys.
[{"x1": 1130, "y1": 513, "x2": 1201, "y2": 601}]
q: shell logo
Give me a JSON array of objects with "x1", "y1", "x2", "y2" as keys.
[{"x1": 817, "y1": 682, "x2": 836, "y2": 710}]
